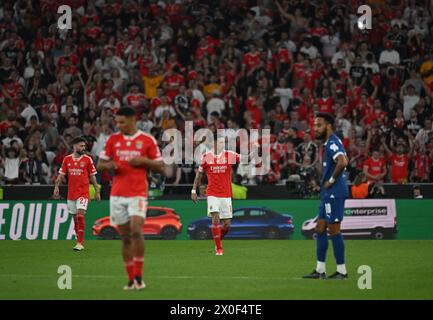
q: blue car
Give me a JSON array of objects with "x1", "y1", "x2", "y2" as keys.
[{"x1": 187, "y1": 207, "x2": 295, "y2": 240}]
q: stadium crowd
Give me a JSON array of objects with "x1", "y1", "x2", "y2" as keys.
[{"x1": 0, "y1": 0, "x2": 433, "y2": 190}]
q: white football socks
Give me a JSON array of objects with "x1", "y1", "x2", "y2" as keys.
[
  {"x1": 316, "y1": 261, "x2": 326, "y2": 274},
  {"x1": 337, "y1": 264, "x2": 347, "y2": 275},
  {"x1": 316, "y1": 262, "x2": 347, "y2": 275}
]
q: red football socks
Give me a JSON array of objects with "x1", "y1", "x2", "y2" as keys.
[
  {"x1": 73, "y1": 215, "x2": 79, "y2": 240},
  {"x1": 73, "y1": 215, "x2": 85, "y2": 244},
  {"x1": 133, "y1": 256, "x2": 144, "y2": 279},
  {"x1": 77, "y1": 215, "x2": 85, "y2": 244},
  {"x1": 124, "y1": 260, "x2": 134, "y2": 281},
  {"x1": 211, "y1": 223, "x2": 222, "y2": 250},
  {"x1": 221, "y1": 226, "x2": 230, "y2": 239}
]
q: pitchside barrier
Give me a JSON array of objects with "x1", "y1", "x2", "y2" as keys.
[{"x1": 0, "y1": 199, "x2": 432, "y2": 241}]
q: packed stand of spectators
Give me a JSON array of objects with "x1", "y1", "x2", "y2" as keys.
[{"x1": 0, "y1": 0, "x2": 433, "y2": 188}]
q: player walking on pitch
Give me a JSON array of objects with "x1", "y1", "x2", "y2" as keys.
[
  {"x1": 192, "y1": 137, "x2": 256, "y2": 255},
  {"x1": 97, "y1": 107, "x2": 164, "y2": 290},
  {"x1": 303, "y1": 113, "x2": 349, "y2": 280},
  {"x1": 53, "y1": 137, "x2": 101, "y2": 251}
]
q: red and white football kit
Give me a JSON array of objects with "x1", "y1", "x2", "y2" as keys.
[
  {"x1": 99, "y1": 130, "x2": 163, "y2": 225},
  {"x1": 199, "y1": 150, "x2": 240, "y2": 219},
  {"x1": 59, "y1": 154, "x2": 97, "y2": 214}
]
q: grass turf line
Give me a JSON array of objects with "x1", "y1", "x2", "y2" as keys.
[{"x1": 0, "y1": 240, "x2": 432, "y2": 300}]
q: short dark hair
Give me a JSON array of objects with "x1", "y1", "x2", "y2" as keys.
[
  {"x1": 116, "y1": 107, "x2": 136, "y2": 117},
  {"x1": 71, "y1": 136, "x2": 87, "y2": 145},
  {"x1": 316, "y1": 112, "x2": 335, "y2": 126}
]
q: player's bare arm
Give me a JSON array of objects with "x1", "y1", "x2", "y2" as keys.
[
  {"x1": 53, "y1": 173, "x2": 65, "y2": 199},
  {"x1": 128, "y1": 157, "x2": 164, "y2": 174},
  {"x1": 324, "y1": 154, "x2": 348, "y2": 189},
  {"x1": 90, "y1": 174, "x2": 101, "y2": 201},
  {"x1": 96, "y1": 158, "x2": 118, "y2": 171},
  {"x1": 191, "y1": 170, "x2": 203, "y2": 203}
]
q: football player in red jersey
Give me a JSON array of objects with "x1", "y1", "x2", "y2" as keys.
[
  {"x1": 191, "y1": 137, "x2": 257, "y2": 255},
  {"x1": 53, "y1": 137, "x2": 100, "y2": 251},
  {"x1": 97, "y1": 107, "x2": 164, "y2": 290}
]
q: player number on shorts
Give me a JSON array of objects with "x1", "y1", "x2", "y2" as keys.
[
  {"x1": 325, "y1": 203, "x2": 331, "y2": 214},
  {"x1": 79, "y1": 197, "x2": 88, "y2": 207}
]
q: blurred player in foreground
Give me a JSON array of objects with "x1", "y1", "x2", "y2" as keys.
[
  {"x1": 303, "y1": 113, "x2": 349, "y2": 280},
  {"x1": 53, "y1": 136, "x2": 100, "y2": 251},
  {"x1": 97, "y1": 107, "x2": 164, "y2": 290}
]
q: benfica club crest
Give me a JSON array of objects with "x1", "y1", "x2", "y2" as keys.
[
  {"x1": 136, "y1": 141, "x2": 143, "y2": 149},
  {"x1": 80, "y1": 162, "x2": 85, "y2": 167}
]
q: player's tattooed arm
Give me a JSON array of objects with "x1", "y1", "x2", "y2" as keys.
[
  {"x1": 53, "y1": 173, "x2": 65, "y2": 199},
  {"x1": 90, "y1": 174, "x2": 101, "y2": 201},
  {"x1": 191, "y1": 170, "x2": 203, "y2": 203},
  {"x1": 324, "y1": 154, "x2": 348, "y2": 189}
]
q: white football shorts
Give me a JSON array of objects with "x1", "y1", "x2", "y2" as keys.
[
  {"x1": 67, "y1": 197, "x2": 89, "y2": 214},
  {"x1": 207, "y1": 196, "x2": 233, "y2": 219},
  {"x1": 110, "y1": 196, "x2": 148, "y2": 226}
]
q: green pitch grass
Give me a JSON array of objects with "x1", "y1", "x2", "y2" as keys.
[{"x1": 0, "y1": 240, "x2": 432, "y2": 300}]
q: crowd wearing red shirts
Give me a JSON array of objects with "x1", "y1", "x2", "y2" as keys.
[{"x1": 0, "y1": 0, "x2": 433, "y2": 186}]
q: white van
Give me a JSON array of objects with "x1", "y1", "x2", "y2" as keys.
[{"x1": 301, "y1": 199, "x2": 398, "y2": 240}]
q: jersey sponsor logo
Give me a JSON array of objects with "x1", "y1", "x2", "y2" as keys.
[
  {"x1": 116, "y1": 150, "x2": 141, "y2": 161},
  {"x1": 210, "y1": 165, "x2": 228, "y2": 174},
  {"x1": 68, "y1": 168, "x2": 84, "y2": 176}
]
